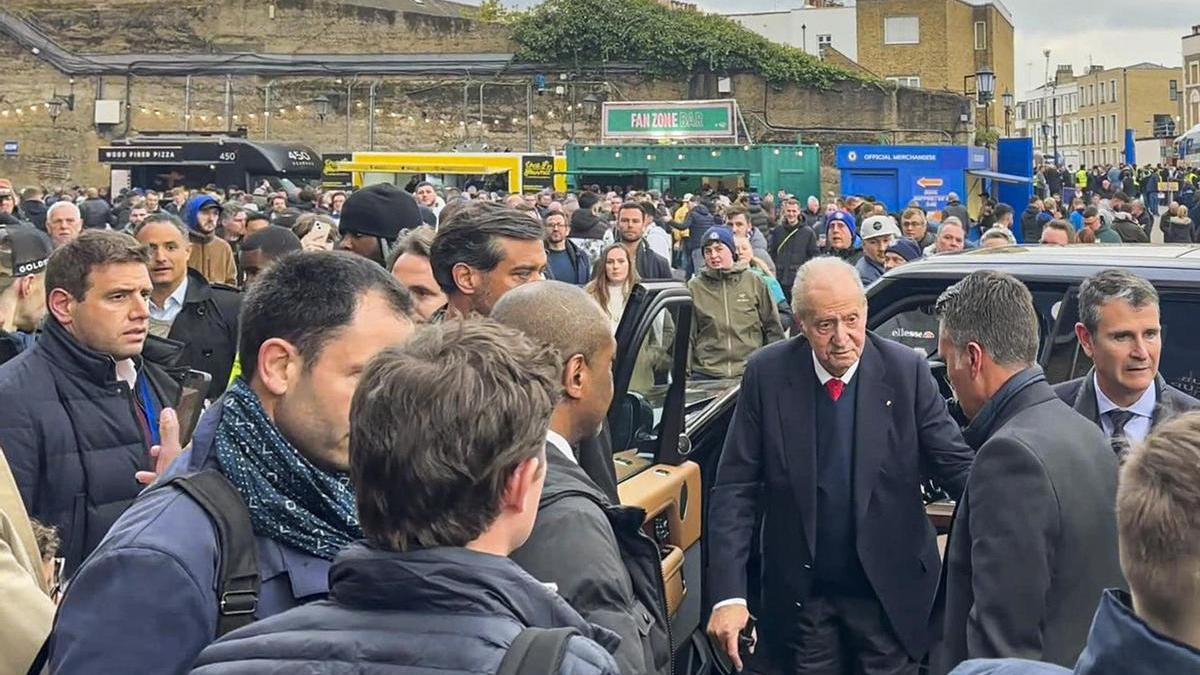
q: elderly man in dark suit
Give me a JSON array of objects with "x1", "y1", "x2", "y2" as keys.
[
  {"x1": 1054, "y1": 269, "x2": 1200, "y2": 454},
  {"x1": 932, "y1": 271, "x2": 1125, "y2": 674},
  {"x1": 707, "y1": 256, "x2": 974, "y2": 675}
]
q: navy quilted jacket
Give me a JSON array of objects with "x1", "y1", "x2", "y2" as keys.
[
  {"x1": 0, "y1": 317, "x2": 181, "y2": 574},
  {"x1": 191, "y1": 544, "x2": 622, "y2": 675}
]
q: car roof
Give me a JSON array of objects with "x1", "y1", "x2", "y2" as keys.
[{"x1": 884, "y1": 244, "x2": 1200, "y2": 285}]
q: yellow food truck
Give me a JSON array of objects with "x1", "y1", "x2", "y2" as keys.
[{"x1": 322, "y1": 151, "x2": 567, "y2": 194}]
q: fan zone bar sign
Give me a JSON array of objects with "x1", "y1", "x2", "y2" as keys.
[{"x1": 602, "y1": 100, "x2": 737, "y2": 141}]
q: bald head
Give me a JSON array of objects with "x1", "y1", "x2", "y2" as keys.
[{"x1": 492, "y1": 280, "x2": 612, "y2": 367}]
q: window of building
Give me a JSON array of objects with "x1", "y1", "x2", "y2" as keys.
[
  {"x1": 1102, "y1": 148, "x2": 1108, "y2": 164},
  {"x1": 1089, "y1": 84, "x2": 1095, "y2": 105},
  {"x1": 884, "y1": 16, "x2": 920, "y2": 45},
  {"x1": 1099, "y1": 82, "x2": 1106, "y2": 104},
  {"x1": 1110, "y1": 79, "x2": 1118, "y2": 103},
  {"x1": 974, "y1": 21, "x2": 987, "y2": 50},
  {"x1": 1170, "y1": 80, "x2": 1179, "y2": 101},
  {"x1": 886, "y1": 76, "x2": 921, "y2": 88},
  {"x1": 817, "y1": 34, "x2": 832, "y2": 48},
  {"x1": 1191, "y1": 62, "x2": 1199, "y2": 85},
  {"x1": 1112, "y1": 114, "x2": 1118, "y2": 141}
]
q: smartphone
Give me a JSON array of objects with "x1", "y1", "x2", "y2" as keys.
[{"x1": 175, "y1": 370, "x2": 212, "y2": 448}]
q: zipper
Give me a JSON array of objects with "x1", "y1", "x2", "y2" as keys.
[{"x1": 721, "y1": 274, "x2": 733, "y2": 378}]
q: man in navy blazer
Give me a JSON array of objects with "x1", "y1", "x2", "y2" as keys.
[{"x1": 707, "y1": 256, "x2": 974, "y2": 674}]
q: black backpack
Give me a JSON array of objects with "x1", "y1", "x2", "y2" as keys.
[
  {"x1": 161, "y1": 470, "x2": 261, "y2": 637},
  {"x1": 497, "y1": 627, "x2": 579, "y2": 675},
  {"x1": 28, "y1": 470, "x2": 259, "y2": 675}
]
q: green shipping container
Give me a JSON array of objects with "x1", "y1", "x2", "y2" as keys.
[{"x1": 563, "y1": 143, "x2": 821, "y2": 200}]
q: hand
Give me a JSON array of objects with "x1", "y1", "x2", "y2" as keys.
[
  {"x1": 136, "y1": 408, "x2": 182, "y2": 486},
  {"x1": 707, "y1": 604, "x2": 752, "y2": 672}
]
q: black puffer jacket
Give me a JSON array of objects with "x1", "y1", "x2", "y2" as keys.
[
  {"x1": 168, "y1": 269, "x2": 241, "y2": 399},
  {"x1": 191, "y1": 544, "x2": 622, "y2": 675},
  {"x1": 768, "y1": 222, "x2": 820, "y2": 302},
  {"x1": 511, "y1": 446, "x2": 672, "y2": 675},
  {"x1": 0, "y1": 318, "x2": 183, "y2": 574}
]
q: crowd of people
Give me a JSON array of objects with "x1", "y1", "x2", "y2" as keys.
[{"x1": 0, "y1": 163, "x2": 1198, "y2": 675}]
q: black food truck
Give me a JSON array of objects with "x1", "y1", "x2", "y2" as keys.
[{"x1": 98, "y1": 131, "x2": 323, "y2": 195}]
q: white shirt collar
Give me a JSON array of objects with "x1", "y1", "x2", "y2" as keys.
[
  {"x1": 812, "y1": 350, "x2": 860, "y2": 385},
  {"x1": 151, "y1": 275, "x2": 188, "y2": 314},
  {"x1": 114, "y1": 358, "x2": 138, "y2": 389},
  {"x1": 545, "y1": 429, "x2": 577, "y2": 465},
  {"x1": 1093, "y1": 372, "x2": 1156, "y2": 419}
]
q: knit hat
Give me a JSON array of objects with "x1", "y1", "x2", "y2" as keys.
[
  {"x1": 748, "y1": 193, "x2": 762, "y2": 207},
  {"x1": 701, "y1": 226, "x2": 737, "y2": 260},
  {"x1": 339, "y1": 184, "x2": 421, "y2": 242},
  {"x1": 860, "y1": 215, "x2": 902, "y2": 240},
  {"x1": 0, "y1": 228, "x2": 53, "y2": 278},
  {"x1": 887, "y1": 238, "x2": 923, "y2": 262},
  {"x1": 826, "y1": 210, "x2": 858, "y2": 239}
]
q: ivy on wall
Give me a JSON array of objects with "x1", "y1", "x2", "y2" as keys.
[{"x1": 504, "y1": 0, "x2": 868, "y2": 88}]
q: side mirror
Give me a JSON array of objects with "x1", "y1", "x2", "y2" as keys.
[{"x1": 609, "y1": 391, "x2": 655, "y2": 453}]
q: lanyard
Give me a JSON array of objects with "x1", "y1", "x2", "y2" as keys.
[{"x1": 137, "y1": 373, "x2": 162, "y2": 446}]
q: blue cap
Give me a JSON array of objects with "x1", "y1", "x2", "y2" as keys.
[
  {"x1": 701, "y1": 226, "x2": 737, "y2": 260},
  {"x1": 888, "y1": 238, "x2": 923, "y2": 262},
  {"x1": 826, "y1": 210, "x2": 858, "y2": 238},
  {"x1": 748, "y1": 193, "x2": 762, "y2": 206}
]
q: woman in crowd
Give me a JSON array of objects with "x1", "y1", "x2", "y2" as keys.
[{"x1": 585, "y1": 243, "x2": 640, "y2": 333}]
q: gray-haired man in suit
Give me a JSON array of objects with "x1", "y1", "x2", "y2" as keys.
[{"x1": 1054, "y1": 269, "x2": 1199, "y2": 454}]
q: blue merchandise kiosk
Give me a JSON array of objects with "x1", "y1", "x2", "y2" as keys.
[{"x1": 836, "y1": 144, "x2": 992, "y2": 214}]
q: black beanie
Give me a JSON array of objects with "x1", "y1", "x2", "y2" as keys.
[{"x1": 339, "y1": 184, "x2": 421, "y2": 241}]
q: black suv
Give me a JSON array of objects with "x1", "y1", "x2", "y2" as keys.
[{"x1": 604, "y1": 244, "x2": 1200, "y2": 674}]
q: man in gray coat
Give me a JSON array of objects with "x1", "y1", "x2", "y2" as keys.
[
  {"x1": 1054, "y1": 269, "x2": 1200, "y2": 454},
  {"x1": 932, "y1": 270, "x2": 1124, "y2": 674},
  {"x1": 494, "y1": 281, "x2": 672, "y2": 675}
]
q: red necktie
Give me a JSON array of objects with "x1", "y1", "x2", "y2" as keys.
[{"x1": 825, "y1": 378, "x2": 845, "y2": 402}]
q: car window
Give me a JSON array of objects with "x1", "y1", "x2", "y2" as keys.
[
  {"x1": 1159, "y1": 295, "x2": 1200, "y2": 398},
  {"x1": 876, "y1": 305, "x2": 940, "y2": 356},
  {"x1": 610, "y1": 303, "x2": 684, "y2": 464}
]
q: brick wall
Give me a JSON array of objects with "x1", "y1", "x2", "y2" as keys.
[{"x1": 0, "y1": 2, "x2": 971, "y2": 189}]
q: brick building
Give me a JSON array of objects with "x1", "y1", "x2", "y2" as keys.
[
  {"x1": 1069, "y1": 63, "x2": 1183, "y2": 168},
  {"x1": 855, "y1": 0, "x2": 1014, "y2": 136},
  {"x1": 1185, "y1": 25, "x2": 1200, "y2": 133}
]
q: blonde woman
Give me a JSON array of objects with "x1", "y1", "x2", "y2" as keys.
[{"x1": 585, "y1": 243, "x2": 641, "y2": 333}]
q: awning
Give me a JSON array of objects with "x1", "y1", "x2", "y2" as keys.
[{"x1": 967, "y1": 169, "x2": 1031, "y2": 185}]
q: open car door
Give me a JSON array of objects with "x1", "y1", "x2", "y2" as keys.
[{"x1": 607, "y1": 281, "x2": 712, "y2": 671}]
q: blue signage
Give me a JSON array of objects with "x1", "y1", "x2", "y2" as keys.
[
  {"x1": 3, "y1": 141, "x2": 17, "y2": 157},
  {"x1": 836, "y1": 145, "x2": 993, "y2": 213}
]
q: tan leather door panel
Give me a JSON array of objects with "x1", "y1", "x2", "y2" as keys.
[{"x1": 617, "y1": 461, "x2": 702, "y2": 616}]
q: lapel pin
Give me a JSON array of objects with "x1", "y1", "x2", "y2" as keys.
[{"x1": 886, "y1": 400, "x2": 892, "y2": 407}]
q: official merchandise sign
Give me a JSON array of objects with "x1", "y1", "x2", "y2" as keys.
[{"x1": 602, "y1": 100, "x2": 736, "y2": 141}]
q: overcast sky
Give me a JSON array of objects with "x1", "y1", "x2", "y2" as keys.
[{"x1": 499, "y1": 0, "x2": 1192, "y2": 94}]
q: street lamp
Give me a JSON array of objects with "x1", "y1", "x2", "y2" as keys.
[
  {"x1": 46, "y1": 85, "x2": 75, "y2": 125},
  {"x1": 975, "y1": 66, "x2": 996, "y2": 106},
  {"x1": 1002, "y1": 89, "x2": 1015, "y2": 138},
  {"x1": 581, "y1": 92, "x2": 603, "y2": 116},
  {"x1": 313, "y1": 94, "x2": 331, "y2": 123},
  {"x1": 964, "y1": 65, "x2": 998, "y2": 147}
]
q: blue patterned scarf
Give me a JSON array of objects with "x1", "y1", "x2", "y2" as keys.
[{"x1": 214, "y1": 379, "x2": 361, "y2": 560}]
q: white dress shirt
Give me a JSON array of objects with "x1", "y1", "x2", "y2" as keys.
[
  {"x1": 114, "y1": 358, "x2": 138, "y2": 390},
  {"x1": 712, "y1": 351, "x2": 863, "y2": 611},
  {"x1": 545, "y1": 429, "x2": 578, "y2": 465},
  {"x1": 149, "y1": 276, "x2": 188, "y2": 323},
  {"x1": 1094, "y1": 373, "x2": 1156, "y2": 443}
]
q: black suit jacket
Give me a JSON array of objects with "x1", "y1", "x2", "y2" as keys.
[
  {"x1": 1053, "y1": 370, "x2": 1200, "y2": 433},
  {"x1": 707, "y1": 333, "x2": 974, "y2": 659},
  {"x1": 933, "y1": 371, "x2": 1124, "y2": 673}
]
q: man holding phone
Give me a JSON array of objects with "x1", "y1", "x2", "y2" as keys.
[
  {"x1": 49, "y1": 252, "x2": 416, "y2": 674},
  {"x1": 135, "y1": 214, "x2": 241, "y2": 399}
]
